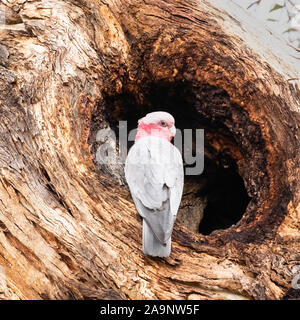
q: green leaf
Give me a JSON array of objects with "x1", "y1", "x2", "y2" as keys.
[
  {"x1": 266, "y1": 18, "x2": 278, "y2": 22},
  {"x1": 269, "y1": 4, "x2": 284, "y2": 12},
  {"x1": 283, "y1": 28, "x2": 298, "y2": 33}
]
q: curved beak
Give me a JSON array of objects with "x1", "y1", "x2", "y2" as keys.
[{"x1": 170, "y1": 125, "x2": 176, "y2": 137}]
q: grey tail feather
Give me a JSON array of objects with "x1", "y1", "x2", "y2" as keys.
[{"x1": 142, "y1": 219, "x2": 171, "y2": 257}]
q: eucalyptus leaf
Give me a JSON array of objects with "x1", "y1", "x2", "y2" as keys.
[
  {"x1": 269, "y1": 4, "x2": 284, "y2": 13},
  {"x1": 283, "y1": 28, "x2": 298, "y2": 33}
]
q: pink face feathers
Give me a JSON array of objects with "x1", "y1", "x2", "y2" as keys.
[{"x1": 135, "y1": 111, "x2": 176, "y2": 142}]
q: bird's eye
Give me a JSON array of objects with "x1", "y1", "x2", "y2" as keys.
[{"x1": 160, "y1": 120, "x2": 167, "y2": 127}]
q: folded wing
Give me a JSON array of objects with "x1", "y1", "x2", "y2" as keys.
[{"x1": 125, "y1": 137, "x2": 184, "y2": 244}]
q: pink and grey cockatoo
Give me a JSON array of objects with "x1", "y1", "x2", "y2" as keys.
[{"x1": 125, "y1": 112, "x2": 184, "y2": 257}]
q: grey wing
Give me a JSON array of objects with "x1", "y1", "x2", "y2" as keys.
[{"x1": 125, "y1": 139, "x2": 184, "y2": 244}]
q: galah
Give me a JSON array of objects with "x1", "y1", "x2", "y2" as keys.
[{"x1": 125, "y1": 111, "x2": 184, "y2": 257}]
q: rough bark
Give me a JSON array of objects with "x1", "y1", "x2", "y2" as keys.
[{"x1": 0, "y1": 0, "x2": 299, "y2": 300}]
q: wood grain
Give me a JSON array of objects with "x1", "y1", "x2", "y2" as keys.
[{"x1": 0, "y1": 0, "x2": 299, "y2": 300}]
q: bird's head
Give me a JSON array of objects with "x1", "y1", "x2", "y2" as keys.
[{"x1": 136, "y1": 111, "x2": 176, "y2": 142}]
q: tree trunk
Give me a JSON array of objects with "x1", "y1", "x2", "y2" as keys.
[{"x1": 0, "y1": 0, "x2": 299, "y2": 300}]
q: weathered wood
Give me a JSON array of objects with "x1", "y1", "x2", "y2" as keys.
[{"x1": 0, "y1": 0, "x2": 299, "y2": 300}]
